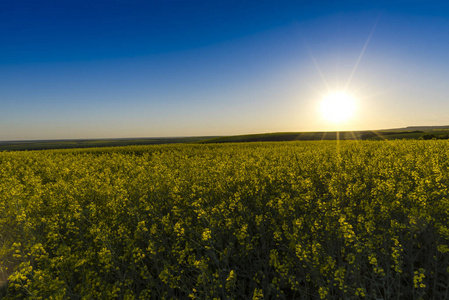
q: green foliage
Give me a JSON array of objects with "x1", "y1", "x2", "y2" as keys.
[
  {"x1": 0, "y1": 136, "x2": 216, "y2": 152},
  {"x1": 1, "y1": 141, "x2": 449, "y2": 299},
  {"x1": 420, "y1": 133, "x2": 449, "y2": 140}
]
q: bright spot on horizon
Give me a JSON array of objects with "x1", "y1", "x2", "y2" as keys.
[{"x1": 320, "y1": 92, "x2": 357, "y2": 124}]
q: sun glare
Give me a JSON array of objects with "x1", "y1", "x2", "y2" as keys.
[{"x1": 320, "y1": 92, "x2": 357, "y2": 124}]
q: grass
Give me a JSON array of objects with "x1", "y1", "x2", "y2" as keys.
[
  {"x1": 0, "y1": 136, "x2": 218, "y2": 152},
  {"x1": 1, "y1": 127, "x2": 448, "y2": 152},
  {"x1": 198, "y1": 130, "x2": 428, "y2": 143}
]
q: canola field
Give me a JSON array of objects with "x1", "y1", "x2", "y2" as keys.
[{"x1": 1, "y1": 141, "x2": 449, "y2": 299}]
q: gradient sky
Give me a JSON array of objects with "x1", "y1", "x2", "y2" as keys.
[{"x1": 1, "y1": 0, "x2": 449, "y2": 140}]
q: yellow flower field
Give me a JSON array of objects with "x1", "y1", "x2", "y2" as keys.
[{"x1": 1, "y1": 141, "x2": 448, "y2": 299}]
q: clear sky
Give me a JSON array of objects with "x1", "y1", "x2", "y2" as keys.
[{"x1": 1, "y1": 0, "x2": 449, "y2": 140}]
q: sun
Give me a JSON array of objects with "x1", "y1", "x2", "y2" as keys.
[{"x1": 320, "y1": 92, "x2": 357, "y2": 124}]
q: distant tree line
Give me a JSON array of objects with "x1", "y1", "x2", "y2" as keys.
[{"x1": 420, "y1": 133, "x2": 449, "y2": 140}]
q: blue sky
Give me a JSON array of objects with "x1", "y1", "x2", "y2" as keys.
[{"x1": 1, "y1": 0, "x2": 449, "y2": 140}]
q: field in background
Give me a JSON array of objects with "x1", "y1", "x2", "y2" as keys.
[
  {"x1": 199, "y1": 127, "x2": 449, "y2": 143},
  {"x1": 2, "y1": 126, "x2": 448, "y2": 152},
  {"x1": 1, "y1": 140, "x2": 449, "y2": 299},
  {"x1": 0, "y1": 136, "x2": 218, "y2": 152}
]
